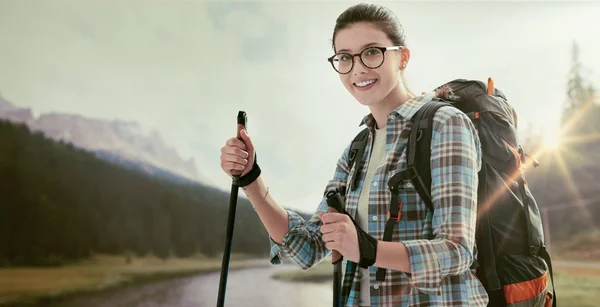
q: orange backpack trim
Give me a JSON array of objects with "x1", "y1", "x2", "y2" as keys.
[{"x1": 504, "y1": 272, "x2": 548, "y2": 304}]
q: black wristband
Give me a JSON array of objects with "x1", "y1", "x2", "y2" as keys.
[
  {"x1": 356, "y1": 225, "x2": 378, "y2": 268},
  {"x1": 325, "y1": 188, "x2": 377, "y2": 268},
  {"x1": 343, "y1": 207, "x2": 378, "y2": 268},
  {"x1": 234, "y1": 154, "x2": 260, "y2": 187}
]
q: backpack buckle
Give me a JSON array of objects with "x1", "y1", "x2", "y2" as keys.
[{"x1": 387, "y1": 201, "x2": 402, "y2": 222}]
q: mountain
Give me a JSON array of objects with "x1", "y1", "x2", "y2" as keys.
[
  {"x1": 0, "y1": 94, "x2": 35, "y2": 124},
  {"x1": 0, "y1": 92, "x2": 204, "y2": 183},
  {"x1": 94, "y1": 149, "x2": 201, "y2": 185}
]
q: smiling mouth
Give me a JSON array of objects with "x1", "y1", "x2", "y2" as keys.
[{"x1": 353, "y1": 79, "x2": 377, "y2": 90}]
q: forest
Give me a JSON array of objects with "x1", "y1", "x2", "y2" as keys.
[{"x1": 0, "y1": 121, "x2": 274, "y2": 266}]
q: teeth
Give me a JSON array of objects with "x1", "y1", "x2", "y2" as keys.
[{"x1": 355, "y1": 79, "x2": 376, "y2": 87}]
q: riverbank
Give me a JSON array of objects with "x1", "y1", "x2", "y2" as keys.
[
  {"x1": 0, "y1": 253, "x2": 268, "y2": 306},
  {"x1": 271, "y1": 257, "x2": 332, "y2": 283}
]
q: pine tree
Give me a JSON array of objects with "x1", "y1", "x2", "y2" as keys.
[{"x1": 562, "y1": 41, "x2": 598, "y2": 135}]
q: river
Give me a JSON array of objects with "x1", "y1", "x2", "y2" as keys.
[{"x1": 44, "y1": 262, "x2": 334, "y2": 307}]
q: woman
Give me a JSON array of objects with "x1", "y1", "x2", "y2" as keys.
[{"x1": 220, "y1": 3, "x2": 488, "y2": 306}]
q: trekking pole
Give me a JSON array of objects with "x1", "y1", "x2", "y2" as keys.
[
  {"x1": 326, "y1": 189, "x2": 345, "y2": 307},
  {"x1": 216, "y1": 111, "x2": 247, "y2": 307}
]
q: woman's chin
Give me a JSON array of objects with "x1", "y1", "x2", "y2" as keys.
[{"x1": 354, "y1": 96, "x2": 380, "y2": 107}]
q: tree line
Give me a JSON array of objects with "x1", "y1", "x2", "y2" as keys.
[{"x1": 0, "y1": 120, "x2": 274, "y2": 266}]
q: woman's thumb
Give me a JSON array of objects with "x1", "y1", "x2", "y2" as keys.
[{"x1": 240, "y1": 129, "x2": 254, "y2": 151}]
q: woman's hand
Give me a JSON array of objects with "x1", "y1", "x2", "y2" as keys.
[
  {"x1": 220, "y1": 129, "x2": 255, "y2": 177},
  {"x1": 319, "y1": 212, "x2": 360, "y2": 263}
]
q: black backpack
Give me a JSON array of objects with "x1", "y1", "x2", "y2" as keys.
[{"x1": 347, "y1": 78, "x2": 555, "y2": 307}]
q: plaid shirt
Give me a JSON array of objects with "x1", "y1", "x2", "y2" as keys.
[{"x1": 269, "y1": 93, "x2": 489, "y2": 306}]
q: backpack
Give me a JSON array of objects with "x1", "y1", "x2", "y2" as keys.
[{"x1": 347, "y1": 78, "x2": 555, "y2": 307}]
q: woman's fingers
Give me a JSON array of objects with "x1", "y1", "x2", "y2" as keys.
[
  {"x1": 221, "y1": 146, "x2": 249, "y2": 160},
  {"x1": 220, "y1": 150, "x2": 250, "y2": 176},
  {"x1": 226, "y1": 137, "x2": 247, "y2": 150},
  {"x1": 320, "y1": 223, "x2": 333, "y2": 234},
  {"x1": 220, "y1": 155, "x2": 247, "y2": 174},
  {"x1": 237, "y1": 130, "x2": 256, "y2": 177},
  {"x1": 221, "y1": 151, "x2": 248, "y2": 164},
  {"x1": 219, "y1": 135, "x2": 253, "y2": 176},
  {"x1": 220, "y1": 132, "x2": 257, "y2": 178},
  {"x1": 322, "y1": 233, "x2": 344, "y2": 251},
  {"x1": 221, "y1": 162, "x2": 245, "y2": 173},
  {"x1": 319, "y1": 212, "x2": 348, "y2": 224}
]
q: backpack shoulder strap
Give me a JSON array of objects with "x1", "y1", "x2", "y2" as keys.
[
  {"x1": 376, "y1": 99, "x2": 450, "y2": 282},
  {"x1": 407, "y1": 99, "x2": 450, "y2": 212},
  {"x1": 348, "y1": 127, "x2": 369, "y2": 192}
]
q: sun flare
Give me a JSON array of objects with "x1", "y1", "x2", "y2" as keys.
[{"x1": 543, "y1": 134, "x2": 561, "y2": 150}]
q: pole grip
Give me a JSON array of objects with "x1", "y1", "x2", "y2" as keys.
[
  {"x1": 232, "y1": 111, "x2": 247, "y2": 176},
  {"x1": 326, "y1": 189, "x2": 345, "y2": 264},
  {"x1": 326, "y1": 189, "x2": 345, "y2": 307}
]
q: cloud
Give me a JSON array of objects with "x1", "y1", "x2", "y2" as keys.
[
  {"x1": 207, "y1": 2, "x2": 262, "y2": 30},
  {"x1": 206, "y1": 2, "x2": 287, "y2": 63}
]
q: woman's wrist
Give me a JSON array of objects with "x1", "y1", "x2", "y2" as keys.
[
  {"x1": 374, "y1": 240, "x2": 410, "y2": 272},
  {"x1": 242, "y1": 176, "x2": 268, "y2": 207}
]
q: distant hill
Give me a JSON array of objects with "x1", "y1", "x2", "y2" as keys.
[
  {"x1": 93, "y1": 149, "x2": 201, "y2": 185},
  {"x1": 0, "y1": 93, "x2": 208, "y2": 185}
]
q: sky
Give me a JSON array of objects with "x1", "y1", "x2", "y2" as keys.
[{"x1": 1, "y1": 0, "x2": 599, "y2": 214}]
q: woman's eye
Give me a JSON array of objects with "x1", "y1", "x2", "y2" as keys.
[{"x1": 366, "y1": 48, "x2": 381, "y2": 56}]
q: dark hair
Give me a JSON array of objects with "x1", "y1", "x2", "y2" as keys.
[{"x1": 331, "y1": 3, "x2": 406, "y2": 52}]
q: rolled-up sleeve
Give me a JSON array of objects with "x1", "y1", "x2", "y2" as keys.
[
  {"x1": 402, "y1": 108, "x2": 482, "y2": 294},
  {"x1": 269, "y1": 143, "x2": 352, "y2": 270}
]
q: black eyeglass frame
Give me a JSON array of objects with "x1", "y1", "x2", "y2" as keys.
[{"x1": 327, "y1": 45, "x2": 403, "y2": 74}]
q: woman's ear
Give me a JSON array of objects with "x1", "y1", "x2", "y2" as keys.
[{"x1": 400, "y1": 47, "x2": 411, "y2": 70}]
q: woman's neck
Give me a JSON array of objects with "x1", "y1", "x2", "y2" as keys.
[{"x1": 369, "y1": 83, "x2": 415, "y2": 129}]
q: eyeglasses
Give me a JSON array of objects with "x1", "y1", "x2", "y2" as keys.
[{"x1": 327, "y1": 46, "x2": 403, "y2": 74}]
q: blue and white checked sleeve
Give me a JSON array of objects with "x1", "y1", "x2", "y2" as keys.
[
  {"x1": 269, "y1": 142, "x2": 352, "y2": 270},
  {"x1": 402, "y1": 107, "x2": 482, "y2": 294}
]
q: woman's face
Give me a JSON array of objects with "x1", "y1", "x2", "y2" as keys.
[{"x1": 332, "y1": 22, "x2": 407, "y2": 107}]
